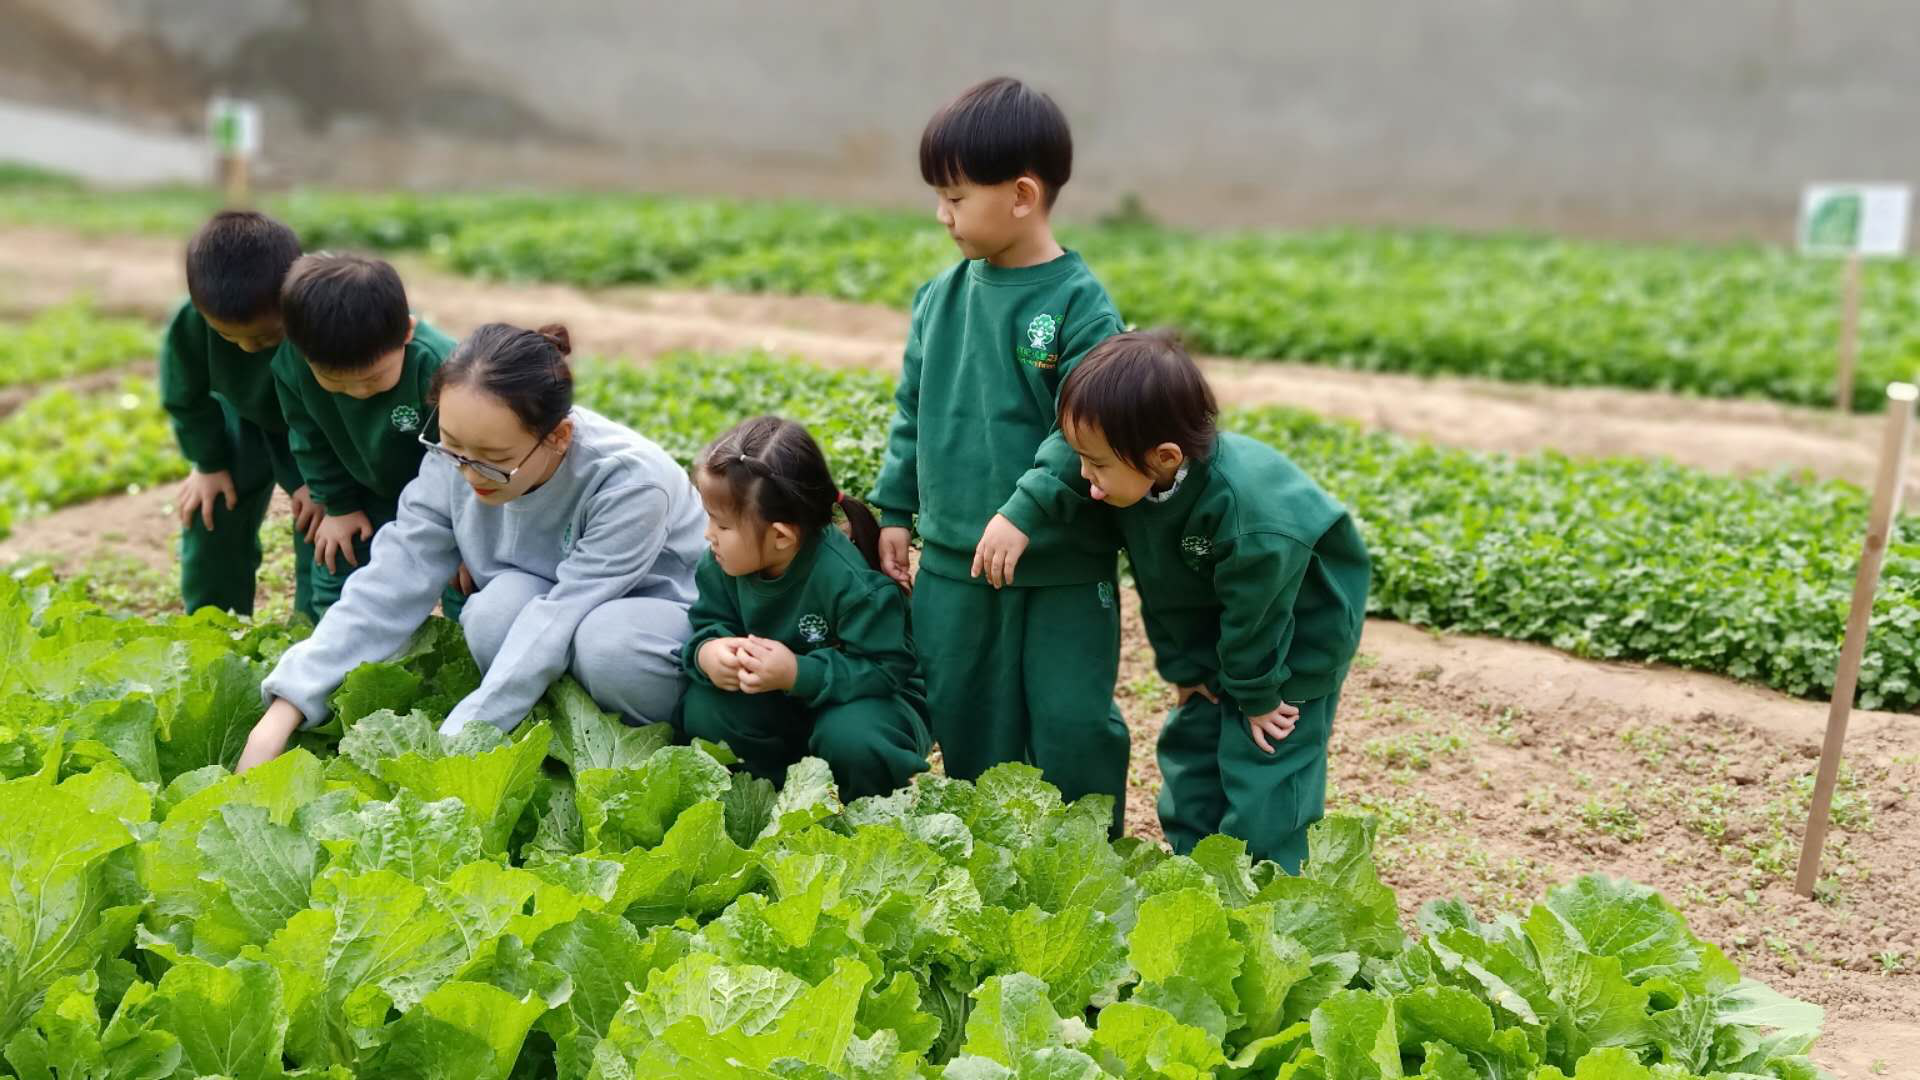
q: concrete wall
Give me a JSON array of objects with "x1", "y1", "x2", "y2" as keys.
[{"x1": 3, "y1": 0, "x2": 1917, "y2": 241}]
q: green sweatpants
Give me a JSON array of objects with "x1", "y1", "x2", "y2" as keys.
[
  {"x1": 179, "y1": 405, "x2": 316, "y2": 622},
  {"x1": 1156, "y1": 683, "x2": 1341, "y2": 875},
  {"x1": 309, "y1": 496, "x2": 465, "y2": 621},
  {"x1": 679, "y1": 681, "x2": 930, "y2": 801},
  {"x1": 911, "y1": 570, "x2": 1129, "y2": 833}
]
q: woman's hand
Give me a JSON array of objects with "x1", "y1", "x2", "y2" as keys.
[{"x1": 237, "y1": 698, "x2": 306, "y2": 772}]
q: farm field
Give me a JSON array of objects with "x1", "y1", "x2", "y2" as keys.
[{"x1": 0, "y1": 197, "x2": 1915, "y2": 1077}]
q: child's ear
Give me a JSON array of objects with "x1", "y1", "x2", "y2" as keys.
[
  {"x1": 403, "y1": 315, "x2": 417, "y2": 346},
  {"x1": 1153, "y1": 442, "x2": 1186, "y2": 473},
  {"x1": 547, "y1": 416, "x2": 575, "y2": 453},
  {"x1": 771, "y1": 521, "x2": 802, "y2": 550},
  {"x1": 1012, "y1": 176, "x2": 1043, "y2": 218}
]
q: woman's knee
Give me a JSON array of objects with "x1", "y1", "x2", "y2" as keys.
[
  {"x1": 571, "y1": 599, "x2": 692, "y2": 724},
  {"x1": 459, "y1": 570, "x2": 551, "y2": 668}
]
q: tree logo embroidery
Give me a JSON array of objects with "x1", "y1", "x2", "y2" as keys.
[
  {"x1": 1016, "y1": 312, "x2": 1063, "y2": 369},
  {"x1": 799, "y1": 613, "x2": 829, "y2": 645},
  {"x1": 1096, "y1": 581, "x2": 1115, "y2": 610},
  {"x1": 560, "y1": 521, "x2": 574, "y2": 552},
  {"x1": 1026, "y1": 313, "x2": 1058, "y2": 350},
  {"x1": 390, "y1": 404, "x2": 422, "y2": 432},
  {"x1": 1181, "y1": 535, "x2": 1212, "y2": 568}
]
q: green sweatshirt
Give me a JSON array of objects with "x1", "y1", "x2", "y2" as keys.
[
  {"x1": 158, "y1": 300, "x2": 287, "y2": 472},
  {"x1": 872, "y1": 251, "x2": 1125, "y2": 586},
  {"x1": 271, "y1": 320, "x2": 457, "y2": 516},
  {"x1": 1118, "y1": 433, "x2": 1371, "y2": 716},
  {"x1": 681, "y1": 528, "x2": 921, "y2": 707}
]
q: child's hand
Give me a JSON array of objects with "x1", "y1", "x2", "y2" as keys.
[
  {"x1": 971, "y1": 514, "x2": 1030, "y2": 589},
  {"x1": 697, "y1": 637, "x2": 748, "y2": 691},
  {"x1": 289, "y1": 484, "x2": 323, "y2": 541},
  {"x1": 1246, "y1": 703, "x2": 1302, "y2": 754},
  {"x1": 237, "y1": 699, "x2": 305, "y2": 772},
  {"x1": 314, "y1": 511, "x2": 375, "y2": 574},
  {"x1": 878, "y1": 527, "x2": 915, "y2": 592},
  {"x1": 1176, "y1": 684, "x2": 1219, "y2": 707},
  {"x1": 452, "y1": 563, "x2": 476, "y2": 596},
  {"x1": 178, "y1": 468, "x2": 238, "y2": 530},
  {"x1": 737, "y1": 636, "x2": 799, "y2": 694}
]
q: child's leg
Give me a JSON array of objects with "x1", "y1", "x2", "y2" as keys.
[
  {"x1": 571, "y1": 596, "x2": 692, "y2": 726},
  {"x1": 179, "y1": 407, "x2": 275, "y2": 616},
  {"x1": 910, "y1": 571, "x2": 1027, "y2": 781},
  {"x1": 1022, "y1": 579, "x2": 1129, "y2": 833},
  {"x1": 458, "y1": 570, "x2": 552, "y2": 668},
  {"x1": 805, "y1": 696, "x2": 931, "y2": 800},
  {"x1": 1218, "y1": 689, "x2": 1339, "y2": 875},
  {"x1": 1155, "y1": 690, "x2": 1231, "y2": 855},
  {"x1": 264, "y1": 432, "x2": 317, "y2": 622},
  {"x1": 679, "y1": 681, "x2": 805, "y2": 783}
]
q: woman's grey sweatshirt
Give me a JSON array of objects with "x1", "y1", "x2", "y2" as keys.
[{"x1": 260, "y1": 406, "x2": 707, "y2": 735}]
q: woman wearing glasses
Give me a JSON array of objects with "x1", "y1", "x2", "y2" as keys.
[{"x1": 237, "y1": 322, "x2": 707, "y2": 770}]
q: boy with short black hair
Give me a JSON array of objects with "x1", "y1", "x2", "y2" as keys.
[
  {"x1": 1057, "y1": 330, "x2": 1371, "y2": 873},
  {"x1": 272, "y1": 252, "x2": 460, "y2": 616},
  {"x1": 161, "y1": 210, "x2": 320, "y2": 621},
  {"x1": 871, "y1": 76, "x2": 1130, "y2": 826}
]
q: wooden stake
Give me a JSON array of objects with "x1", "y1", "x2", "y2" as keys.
[
  {"x1": 1796, "y1": 381, "x2": 1916, "y2": 897},
  {"x1": 219, "y1": 154, "x2": 252, "y2": 208},
  {"x1": 1835, "y1": 252, "x2": 1864, "y2": 411}
]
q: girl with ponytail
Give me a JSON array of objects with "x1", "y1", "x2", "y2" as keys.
[{"x1": 681, "y1": 415, "x2": 930, "y2": 799}]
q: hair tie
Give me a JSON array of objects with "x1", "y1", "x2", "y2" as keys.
[{"x1": 835, "y1": 490, "x2": 845, "y2": 506}]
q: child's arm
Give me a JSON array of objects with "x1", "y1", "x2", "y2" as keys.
[
  {"x1": 272, "y1": 349, "x2": 375, "y2": 566},
  {"x1": 995, "y1": 311, "x2": 1127, "y2": 534},
  {"x1": 872, "y1": 292, "x2": 930, "y2": 588},
  {"x1": 681, "y1": 554, "x2": 748, "y2": 691},
  {"x1": 158, "y1": 310, "x2": 241, "y2": 528},
  {"x1": 1214, "y1": 531, "x2": 1312, "y2": 720},
  {"x1": 736, "y1": 580, "x2": 916, "y2": 706},
  {"x1": 158, "y1": 309, "x2": 230, "y2": 472}
]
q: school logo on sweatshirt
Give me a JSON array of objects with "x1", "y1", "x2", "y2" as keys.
[
  {"x1": 799, "y1": 613, "x2": 829, "y2": 645},
  {"x1": 560, "y1": 521, "x2": 575, "y2": 553},
  {"x1": 1016, "y1": 312, "x2": 1062, "y2": 370},
  {"x1": 1096, "y1": 581, "x2": 1115, "y2": 610},
  {"x1": 1180, "y1": 535, "x2": 1213, "y2": 570},
  {"x1": 390, "y1": 404, "x2": 422, "y2": 433}
]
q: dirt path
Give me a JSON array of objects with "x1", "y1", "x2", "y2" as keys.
[{"x1": 3, "y1": 225, "x2": 1914, "y2": 499}]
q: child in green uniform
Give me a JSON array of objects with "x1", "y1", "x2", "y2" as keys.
[
  {"x1": 271, "y1": 253, "x2": 461, "y2": 617},
  {"x1": 871, "y1": 77, "x2": 1129, "y2": 825},
  {"x1": 1058, "y1": 331, "x2": 1371, "y2": 873},
  {"x1": 160, "y1": 211, "x2": 320, "y2": 621},
  {"x1": 681, "y1": 416, "x2": 930, "y2": 800}
]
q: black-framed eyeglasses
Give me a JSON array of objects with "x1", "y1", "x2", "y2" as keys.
[{"x1": 416, "y1": 408, "x2": 544, "y2": 486}]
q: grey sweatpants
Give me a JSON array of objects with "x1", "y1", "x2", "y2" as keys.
[{"x1": 460, "y1": 569, "x2": 691, "y2": 725}]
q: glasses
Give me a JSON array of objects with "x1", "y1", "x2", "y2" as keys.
[{"x1": 416, "y1": 409, "x2": 544, "y2": 486}]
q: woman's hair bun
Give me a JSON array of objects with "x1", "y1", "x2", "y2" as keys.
[{"x1": 535, "y1": 323, "x2": 572, "y2": 356}]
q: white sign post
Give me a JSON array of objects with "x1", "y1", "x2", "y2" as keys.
[
  {"x1": 207, "y1": 97, "x2": 261, "y2": 207},
  {"x1": 1798, "y1": 184, "x2": 1912, "y2": 411}
]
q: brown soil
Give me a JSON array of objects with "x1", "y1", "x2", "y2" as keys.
[
  {"x1": 2, "y1": 225, "x2": 1914, "y2": 498},
  {"x1": 1115, "y1": 597, "x2": 1920, "y2": 1076}
]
